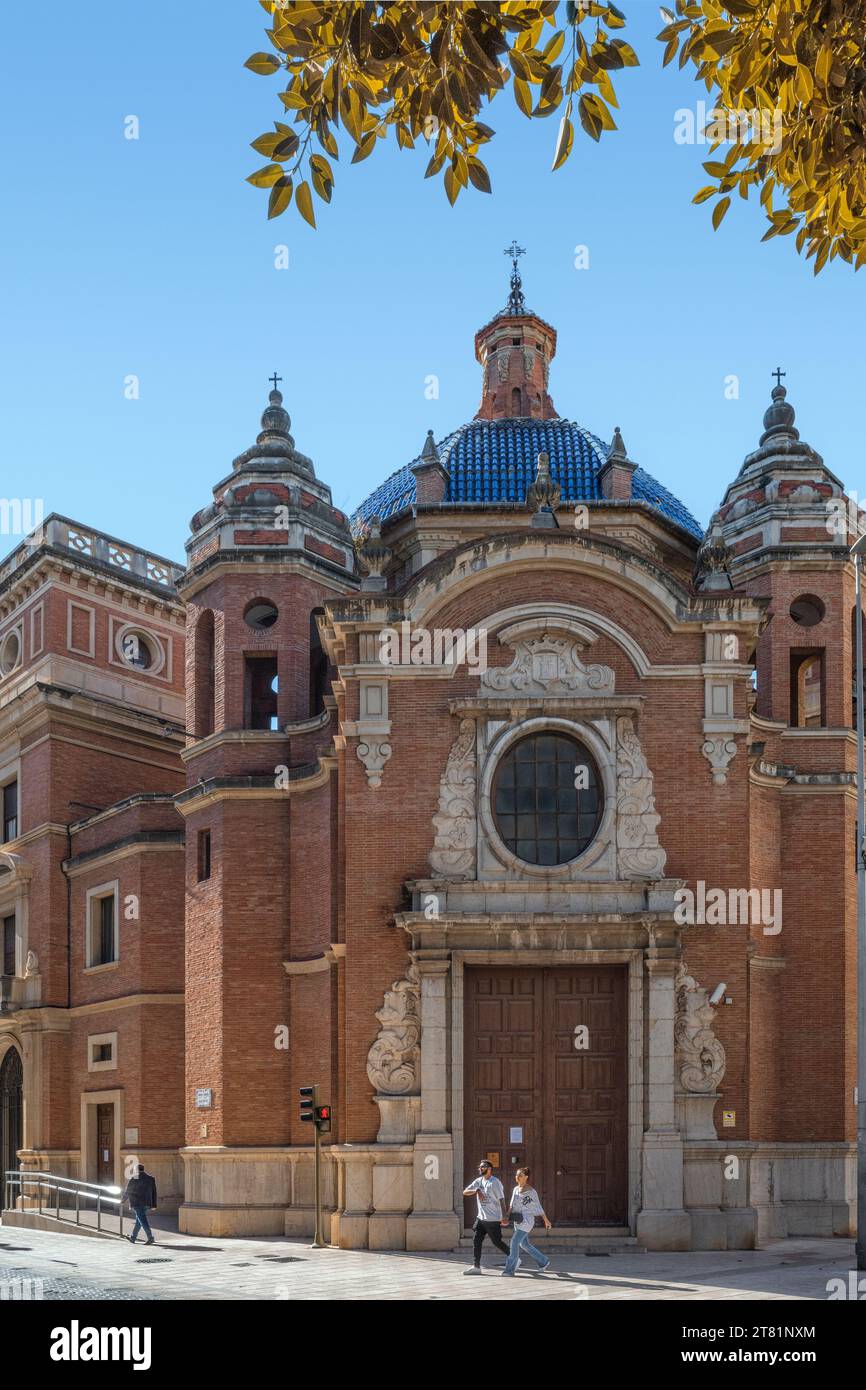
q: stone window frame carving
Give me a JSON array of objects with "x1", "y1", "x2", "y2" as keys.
[
  {"x1": 111, "y1": 619, "x2": 168, "y2": 679},
  {"x1": 0, "y1": 621, "x2": 23, "y2": 680},
  {"x1": 479, "y1": 715, "x2": 617, "y2": 879}
]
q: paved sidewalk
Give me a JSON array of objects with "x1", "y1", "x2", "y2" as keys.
[{"x1": 0, "y1": 1223, "x2": 856, "y2": 1300}]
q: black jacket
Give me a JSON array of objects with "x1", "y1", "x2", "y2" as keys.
[{"x1": 123, "y1": 1173, "x2": 157, "y2": 1209}]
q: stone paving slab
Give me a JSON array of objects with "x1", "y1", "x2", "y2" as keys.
[{"x1": 0, "y1": 1222, "x2": 857, "y2": 1301}]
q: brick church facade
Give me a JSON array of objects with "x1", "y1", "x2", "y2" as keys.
[{"x1": 0, "y1": 265, "x2": 862, "y2": 1251}]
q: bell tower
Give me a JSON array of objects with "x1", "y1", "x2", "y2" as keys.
[
  {"x1": 474, "y1": 243, "x2": 558, "y2": 421},
  {"x1": 176, "y1": 380, "x2": 356, "y2": 1234},
  {"x1": 699, "y1": 374, "x2": 862, "y2": 1149}
]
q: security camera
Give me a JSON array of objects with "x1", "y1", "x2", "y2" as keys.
[{"x1": 709, "y1": 983, "x2": 727, "y2": 1006}]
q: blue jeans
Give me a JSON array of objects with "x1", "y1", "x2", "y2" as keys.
[
  {"x1": 129, "y1": 1206, "x2": 153, "y2": 1242},
  {"x1": 505, "y1": 1224, "x2": 547, "y2": 1273}
]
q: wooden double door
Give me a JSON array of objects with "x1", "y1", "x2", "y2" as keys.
[{"x1": 464, "y1": 967, "x2": 627, "y2": 1226}]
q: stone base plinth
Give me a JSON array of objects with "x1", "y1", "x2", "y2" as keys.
[
  {"x1": 406, "y1": 1211, "x2": 460, "y2": 1251},
  {"x1": 636, "y1": 1207, "x2": 691, "y2": 1251},
  {"x1": 368, "y1": 1212, "x2": 407, "y2": 1249},
  {"x1": 179, "y1": 1203, "x2": 289, "y2": 1237},
  {"x1": 373, "y1": 1096, "x2": 421, "y2": 1144}
]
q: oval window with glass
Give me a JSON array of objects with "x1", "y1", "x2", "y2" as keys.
[{"x1": 492, "y1": 732, "x2": 603, "y2": 867}]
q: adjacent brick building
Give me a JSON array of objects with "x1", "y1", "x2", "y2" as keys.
[{"x1": 0, "y1": 268, "x2": 862, "y2": 1250}]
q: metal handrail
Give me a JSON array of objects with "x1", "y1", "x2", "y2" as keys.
[{"x1": 3, "y1": 1169, "x2": 126, "y2": 1238}]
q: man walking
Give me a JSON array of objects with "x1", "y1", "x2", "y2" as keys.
[
  {"x1": 462, "y1": 1158, "x2": 509, "y2": 1274},
  {"x1": 123, "y1": 1163, "x2": 157, "y2": 1246}
]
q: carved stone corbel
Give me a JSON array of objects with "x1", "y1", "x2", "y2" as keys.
[
  {"x1": 356, "y1": 738, "x2": 392, "y2": 789},
  {"x1": 701, "y1": 734, "x2": 738, "y2": 786}
]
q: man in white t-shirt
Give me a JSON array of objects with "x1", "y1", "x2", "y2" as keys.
[{"x1": 462, "y1": 1159, "x2": 509, "y2": 1274}]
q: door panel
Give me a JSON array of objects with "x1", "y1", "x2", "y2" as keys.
[
  {"x1": 464, "y1": 971, "x2": 542, "y2": 1218},
  {"x1": 96, "y1": 1104, "x2": 114, "y2": 1185},
  {"x1": 464, "y1": 966, "x2": 627, "y2": 1225}
]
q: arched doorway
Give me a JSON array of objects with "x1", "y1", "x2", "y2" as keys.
[{"x1": 0, "y1": 1046, "x2": 23, "y2": 1186}]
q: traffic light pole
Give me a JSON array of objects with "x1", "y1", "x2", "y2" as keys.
[{"x1": 312, "y1": 1119, "x2": 325, "y2": 1249}]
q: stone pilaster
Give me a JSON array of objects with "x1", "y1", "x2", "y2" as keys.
[
  {"x1": 636, "y1": 953, "x2": 690, "y2": 1250},
  {"x1": 407, "y1": 954, "x2": 460, "y2": 1250}
]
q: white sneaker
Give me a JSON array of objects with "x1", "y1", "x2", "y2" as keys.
[{"x1": 463, "y1": 1266, "x2": 482, "y2": 1275}]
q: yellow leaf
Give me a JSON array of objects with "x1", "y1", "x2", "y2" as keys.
[
  {"x1": 543, "y1": 30, "x2": 565, "y2": 64},
  {"x1": 296, "y1": 180, "x2": 316, "y2": 228},
  {"x1": 352, "y1": 134, "x2": 377, "y2": 164},
  {"x1": 268, "y1": 176, "x2": 293, "y2": 219},
  {"x1": 552, "y1": 115, "x2": 574, "y2": 171},
  {"x1": 513, "y1": 77, "x2": 533, "y2": 118},
  {"x1": 794, "y1": 65, "x2": 813, "y2": 104},
  {"x1": 245, "y1": 52, "x2": 281, "y2": 76},
  {"x1": 712, "y1": 196, "x2": 731, "y2": 230},
  {"x1": 466, "y1": 157, "x2": 491, "y2": 193},
  {"x1": 247, "y1": 163, "x2": 284, "y2": 188}
]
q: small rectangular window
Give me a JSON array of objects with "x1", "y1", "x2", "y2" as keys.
[
  {"x1": 2, "y1": 779, "x2": 18, "y2": 842},
  {"x1": 244, "y1": 655, "x2": 278, "y2": 730},
  {"x1": 198, "y1": 829, "x2": 211, "y2": 882},
  {"x1": 2, "y1": 914, "x2": 15, "y2": 976},
  {"x1": 790, "y1": 649, "x2": 825, "y2": 727},
  {"x1": 94, "y1": 1042, "x2": 113, "y2": 1063},
  {"x1": 88, "y1": 892, "x2": 117, "y2": 967}
]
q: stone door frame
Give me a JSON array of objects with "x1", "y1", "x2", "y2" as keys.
[
  {"x1": 449, "y1": 947, "x2": 645, "y2": 1231},
  {"x1": 80, "y1": 1088, "x2": 124, "y2": 1188}
]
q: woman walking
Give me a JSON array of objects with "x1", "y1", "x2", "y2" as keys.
[{"x1": 502, "y1": 1167, "x2": 552, "y2": 1276}]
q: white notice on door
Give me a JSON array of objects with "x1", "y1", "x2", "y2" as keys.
[
  {"x1": 103, "y1": 1150, "x2": 109, "y2": 1162},
  {"x1": 509, "y1": 1127, "x2": 523, "y2": 1143}
]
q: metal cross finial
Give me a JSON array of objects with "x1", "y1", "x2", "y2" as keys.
[
  {"x1": 772, "y1": 367, "x2": 786, "y2": 388},
  {"x1": 503, "y1": 241, "x2": 527, "y2": 315},
  {"x1": 269, "y1": 371, "x2": 282, "y2": 393}
]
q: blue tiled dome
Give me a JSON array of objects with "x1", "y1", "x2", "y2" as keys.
[{"x1": 350, "y1": 418, "x2": 703, "y2": 540}]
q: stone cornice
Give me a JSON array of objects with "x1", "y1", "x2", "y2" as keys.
[
  {"x1": 178, "y1": 552, "x2": 358, "y2": 602},
  {"x1": 63, "y1": 833, "x2": 185, "y2": 876},
  {"x1": 176, "y1": 758, "x2": 336, "y2": 813},
  {"x1": 181, "y1": 714, "x2": 333, "y2": 763},
  {"x1": 448, "y1": 694, "x2": 644, "y2": 718},
  {"x1": 68, "y1": 993, "x2": 184, "y2": 1018},
  {"x1": 327, "y1": 531, "x2": 767, "y2": 643}
]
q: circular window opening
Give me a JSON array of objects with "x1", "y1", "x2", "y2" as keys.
[
  {"x1": 120, "y1": 631, "x2": 155, "y2": 669},
  {"x1": 790, "y1": 594, "x2": 825, "y2": 627},
  {"x1": 0, "y1": 631, "x2": 20, "y2": 676},
  {"x1": 245, "y1": 601, "x2": 278, "y2": 630},
  {"x1": 492, "y1": 732, "x2": 603, "y2": 867}
]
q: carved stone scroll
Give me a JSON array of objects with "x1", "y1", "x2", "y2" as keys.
[
  {"x1": 674, "y1": 962, "x2": 727, "y2": 1094},
  {"x1": 615, "y1": 716, "x2": 667, "y2": 879},
  {"x1": 429, "y1": 718, "x2": 477, "y2": 879},
  {"x1": 366, "y1": 960, "x2": 421, "y2": 1096}
]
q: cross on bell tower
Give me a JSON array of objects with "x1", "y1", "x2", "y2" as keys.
[{"x1": 503, "y1": 240, "x2": 527, "y2": 315}]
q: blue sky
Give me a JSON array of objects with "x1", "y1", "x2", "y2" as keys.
[{"x1": 1, "y1": 2, "x2": 863, "y2": 563}]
